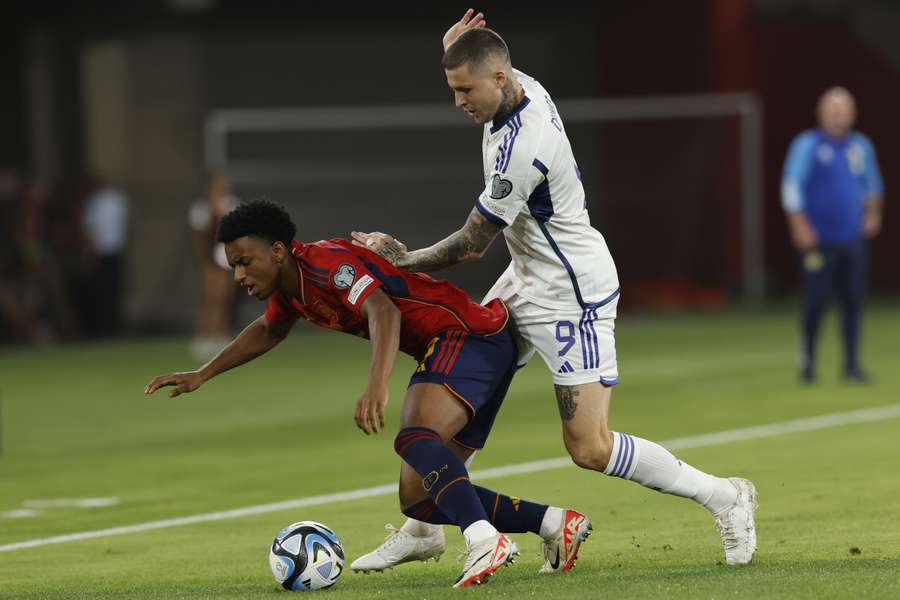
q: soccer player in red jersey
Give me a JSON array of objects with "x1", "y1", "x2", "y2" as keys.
[{"x1": 144, "y1": 201, "x2": 590, "y2": 587}]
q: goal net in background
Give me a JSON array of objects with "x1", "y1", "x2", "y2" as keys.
[{"x1": 205, "y1": 94, "x2": 763, "y2": 316}]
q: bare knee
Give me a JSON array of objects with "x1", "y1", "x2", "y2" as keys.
[{"x1": 566, "y1": 433, "x2": 614, "y2": 472}]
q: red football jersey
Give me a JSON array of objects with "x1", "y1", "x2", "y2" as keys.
[{"x1": 265, "y1": 239, "x2": 509, "y2": 359}]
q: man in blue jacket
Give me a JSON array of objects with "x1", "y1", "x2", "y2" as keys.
[{"x1": 781, "y1": 87, "x2": 884, "y2": 383}]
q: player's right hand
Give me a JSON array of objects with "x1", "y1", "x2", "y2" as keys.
[
  {"x1": 792, "y1": 223, "x2": 818, "y2": 251},
  {"x1": 443, "y1": 8, "x2": 487, "y2": 51},
  {"x1": 144, "y1": 371, "x2": 205, "y2": 398},
  {"x1": 354, "y1": 383, "x2": 388, "y2": 435}
]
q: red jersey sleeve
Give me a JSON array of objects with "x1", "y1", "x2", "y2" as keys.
[
  {"x1": 264, "y1": 291, "x2": 300, "y2": 327},
  {"x1": 325, "y1": 254, "x2": 384, "y2": 315}
]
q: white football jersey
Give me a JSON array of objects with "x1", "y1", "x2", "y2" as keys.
[{"x1": 476, "y1": 70, "x2": 619, "y2": 310}]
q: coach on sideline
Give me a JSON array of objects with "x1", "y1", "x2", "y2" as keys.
[{"x1": 781, "y1": 86, "x2": 884, "y2": 384}]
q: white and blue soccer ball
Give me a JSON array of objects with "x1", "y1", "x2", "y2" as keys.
[{"x1": 268, "y1": 521, "x2": 345, "y2": 591}]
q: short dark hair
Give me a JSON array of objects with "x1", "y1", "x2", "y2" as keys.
[
  {"x1": 216, "y1": 200, "x2": 296, "y2": 245},
  {"x1": 442, "y1": 28, "x2": 510, "y2": 72}
]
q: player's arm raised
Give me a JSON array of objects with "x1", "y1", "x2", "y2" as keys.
[
  {"x1": 442, "y1": 8, "x2": 486, "y2": 51},
  {"x1": 351, "y1": 207, "x2": 502, "y2": 272},
  {"x1": 144, "y1": 315, "x2": 293, "y2": 398},
  {"x1": 355, "y1": 289, "x2": 402, "y2": 435}
]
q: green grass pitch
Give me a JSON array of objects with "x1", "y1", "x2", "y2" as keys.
[{"x1": 1, "y1": 304, "x2": 898, "y2": 599}]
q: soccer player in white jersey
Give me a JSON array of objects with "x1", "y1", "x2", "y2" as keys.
[{"x1": 350, "y1": 9, "x2": 758, "y2": 572}]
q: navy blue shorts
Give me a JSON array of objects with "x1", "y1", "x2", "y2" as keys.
[{"x1": 408, "y1": 328, "x2": 517, "y2": 450}]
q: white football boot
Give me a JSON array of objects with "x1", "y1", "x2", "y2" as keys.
[
  {"x1": 350, "y1": 524, "x2": 446, "y2": 573},
  {"x1": 453, "y1": 532, "x2": 519, "y2": 588},
  {"x1": 713, "y1": 478, "x2": 759, "y2": 565},
  {"x1": 539, "y1": 509, "x2": 593, "y2": 573}
]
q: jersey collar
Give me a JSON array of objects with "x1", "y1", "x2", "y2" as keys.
[
  {"x1": 490, "y1": 95, "x2": 531, "y2": 134},
  {"x1": 817, "y1": 126, "x2": 853, "y2": 143}
]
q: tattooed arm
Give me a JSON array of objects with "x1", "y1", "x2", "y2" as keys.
[{"x1": 351, "y1": 207, "x2": 503, "y2": 273}]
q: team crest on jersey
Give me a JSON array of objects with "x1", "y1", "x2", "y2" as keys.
[
  {"x1": 817, "y1": 144, "x2": 835, "y2": 164},
  {"x1": 332, "y1": 264, "x2": 356, "y2": 289},
  {"x1": 490, "y1": 174, "x2": 513, "y2": 199},
  {"x1": 846, "y1": 144, "x2": 865, "y2": 175}
]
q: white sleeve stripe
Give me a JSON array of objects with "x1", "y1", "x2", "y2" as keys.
[
  {"x1": 781, "y1": 181, "x2": 804, "y2": 213},
  {"x1": 494, "y1": 129, "x2": 513, "y2": 172}
]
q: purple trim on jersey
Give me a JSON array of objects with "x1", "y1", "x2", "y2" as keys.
[
  {"x1": 590, "y1": 307, "x2": 600, "y2": 367},
  {"x1": 599, "y1": 376, "x2": 619, "y2": 387},
  {"x1": 528, "y1": 161, "x2": 622, "y2": 311},
  {"x1": 490, "y1": 95, "x2": 531, "y2": 134},
  {"x1": 475, "y1": 198, "x2": 508, "y2": 228},
  {"x1": 590, "y1": 288, "x2": 620, "y2": 309},
  {"x1": 500, "y1": 115, "x2": 523, "y2": 173},
  {"x1": 532, "y1": 158, "x2": 549, "y2": 177},
  {"x1": 527, "y1": 178, "x2": 553, "y2": 222},
  {"x1": 494, "y1": 128, "x2": 513, "y2": 172}
]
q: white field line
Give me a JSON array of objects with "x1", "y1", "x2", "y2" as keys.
[
  {"x1": 0, "y1": 510, "x2": 39, "y2": 519},
  {"x1": 23, "y1": 497, "x2": 120, "y2": 509},
  {"x1": 2, "y1": 403, "x2": 899, "y2": 554}
]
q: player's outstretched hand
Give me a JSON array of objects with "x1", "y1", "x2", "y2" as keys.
[
  {"x1": 350, "y1": 231, "x2": 407, "y2": 265},
  {"x1": 443, "y1": 8, "x2": 486, "y2": 51},
  {"x1": 144, "y1": 371, "x2": 205, "y2": 398},
  {"x1": 354, "y1": 384, "x2": 388, "y2": 435}
]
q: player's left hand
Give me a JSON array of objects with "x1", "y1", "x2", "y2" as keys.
[
  {"x1": 862, "y1": 211, "x2": 882, "y2": 238},
  {"x1": 354, "y1": 383, "x2": 389, "y2": 435}
]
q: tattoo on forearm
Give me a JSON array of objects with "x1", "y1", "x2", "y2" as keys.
[
  {"x1": 377, "y1": 239, "x2": 407, "y2": 265},
  {"x1": 395, "y1": 208, "x2": 501, "y2": 272},
  {"x1": 555, "y1": 385, "x2": 579, "y2": 421}
]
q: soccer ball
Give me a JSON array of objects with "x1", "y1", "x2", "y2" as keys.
[{"x1": 268, "y1": 521, "x2": 345, "y2": 591}]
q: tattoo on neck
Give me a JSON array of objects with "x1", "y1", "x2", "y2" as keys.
[
  {"x1": 555, "y1": 385, "x2": 579, "y2": 421},
  {"x1": 492, "y1": 79, "x2": 519, "y2": 124}
]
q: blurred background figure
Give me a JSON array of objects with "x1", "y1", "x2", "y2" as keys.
[
  {"x1": 188, "y1": 173, "x2": 239, "y2": 360},
  {"x1": 781, "y1": 87, "x2": 884, "y2": 384},
  {"x1": 78, "y1": 172, "x2": 130, "y2": 337},
  {"x1": 0, "y1": 169, "x2": 47, "y2": 343},
  {"x1": 16, "y1": 178, "x2": 82, "y2": 343}
]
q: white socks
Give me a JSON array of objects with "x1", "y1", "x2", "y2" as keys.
[
  {"x1": 400, "y1": 518, "x2": 440, "y2": 537},
  {"x1": 539, "y1": 506, "x2": 564, "y2": 539},
  {"x1": 463, "y1": 520, "x2": 498, "y2": 546},
  {"x1": 605, "y1": 431, "x2": 737, "y2": 515}
]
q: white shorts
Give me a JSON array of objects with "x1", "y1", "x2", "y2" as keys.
[{"x1": 484, "y1": 282, "x2": 620, "y2": 387}]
